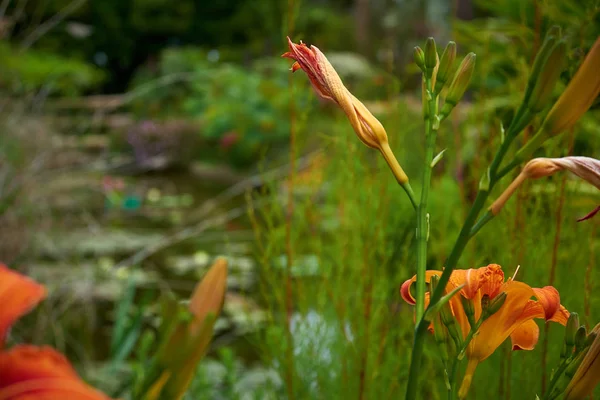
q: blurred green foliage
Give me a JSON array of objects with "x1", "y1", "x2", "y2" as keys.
[{"x1": 0, "y1": 42, "x2": 104, "y2": 96}]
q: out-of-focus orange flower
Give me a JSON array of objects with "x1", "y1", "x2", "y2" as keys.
[
  {"x1": 0, "y1": 264, "x2": 46, "y2": 349},
  {"x1": 0, "y1": 345, "x2": 111, "y2": 399},
  {"x1": 401, "y1": 264, "x2": 569, "y2": 398},
  {"x1": 282, "y1": 37, "x2": 409, "y2": 185},
  {"x1": 0, "y1": 264, "x2": 111, "y2": 400}
]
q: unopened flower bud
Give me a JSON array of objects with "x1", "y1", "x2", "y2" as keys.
[
  {"x1": 433, "y1": 314, "x2": 450, "y2": 363},
  {"x1": 434, "y1": 41, "x2": 457, "y2": 94},
  {"x1": 440, "y1": 301, "x2": 462, "y2": 348},
  {"x1": 440, "y1": 53, "x2": 476, "y2": 120},
  {"x1": 564, "y1": 323, "x2": 600, "y2": 399},
  {"x1": 461, "y1": 297, "x2": 476, "y2": 328},
  {"x1": 575, "y1": 326, "x2": 588, "y2": 351},
  {"x1": 565, "y1": 313, "x2": 581, "y2": 351},
  {"x1": 527, "y1": 40, "x2": 567, "y2": 113},
  {"x1": 424, "y1": 37, "x2": 438, "y2": 75},
  {"x1": 414, "y1": 46, "x2": 426, "y2": 71},
  {"x1": 483, "y1": 292, "x2": 507, "y2": 319}
]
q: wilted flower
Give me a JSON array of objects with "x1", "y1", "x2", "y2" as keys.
[
  {"x1": 563, "y1": 323, "x2": 600, "y2": 399},
  {"x1": 490, "y1": 156, "x2": 600, "y2": 219},
  {"x1": 401, "y1": 264, "x2": 568, "y2": 398},
  {"x1": 0, "y1": 264, "x2": 111, "y2": 399},
  {"x1": 282, "y1": 37, "x2": 409, "y2": 184}
]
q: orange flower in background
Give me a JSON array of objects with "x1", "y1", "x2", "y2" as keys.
[
  {"x1": 0, "y1": 264, "x2": 46, "y2": 349},
  {"x1": 282, "y1": 37, "x2": 409, "y2": 185},
  {"x1": 0, "y1": 263, "x2": 111, "y2": 400},
  {"x1": 401, "y1": 264, "x2": 569, "y2": 397}
]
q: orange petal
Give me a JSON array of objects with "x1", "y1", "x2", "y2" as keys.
[
  {"x1": 550, "y1": 305, "x2": 570, "y2": 325},
  {"x1": 510, "y1": 319, "x2": 540, "y2": 350},
  {"x1": 449, "y1": 264, "x2": 504, "y2": 299},
  {"x1": 0, "y1": 345, "x2": 110, "y2": 399},
  {"x1": 532, "y1": 286, "x2": 561, "y2": 321},
  {"x1": 0, "y1": 264, "x2": 46, "y2": 348},
  {"x1": 467, "y1": 280, "x2": 534, "y2": 362},
  {"x1": 400, "y1": 270, "x2": 442, "y2": 305}
]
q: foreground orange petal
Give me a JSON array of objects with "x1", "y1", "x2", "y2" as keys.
[
  {"x1": 0, "y1": 264, "x2": 46, "y2": 349},
  {"x1": 0, "y1": 345, "x2": 111, "y2": 400}
]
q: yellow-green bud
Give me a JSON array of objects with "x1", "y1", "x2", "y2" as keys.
[
  {"x1": 566, "y1": 313, "x2": 581, "y2": 348},
  {"x1": 483, "y1": 292, "x2": 507, "y2": 319},
  {"x1": 433, "y1": 314, "x2": 450, "y2": 364},
  {"x1": 440, "y1": 302, "x2": 462, "y2": 348},
  {"x1": 575, "y1": 326, "x2": 588, "y2": 351},
  {"x1": 414, "y1": 46, "x2": 426, "y2": 71},
  {"x1": 440, "y1": 52, "x2": 476, "y2": 119},
  {"x1": 461, "y1": 297, "x2": 476, "y2": 328},
  {"x1": 424, "y1": 37, "x2": 438, "y2": 71},
  {"x1": 527, "y1": 40, "x2": 567, "y2": 113},
  {"x1": 434, "y1": 41, "x2": 457, "y2": 94}
]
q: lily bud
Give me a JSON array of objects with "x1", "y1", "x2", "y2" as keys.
[
  {"x1": 483, "y1": 292, "x2": 507, "y2": 319},
  {"x1": 574, "y1": 326, "x2": 588, "y2": 352},
  {"x1": 283, "y1": 37, "x2": 409, "y2": 185},
  {"x1": 424, "y1": 37, "x2": 438, "y2": 77},
  {"x1": 440, "y1": 301, "x2": 463, "y2": 348},
  {"x1": 461, "y1": 297, "x2": 476, "y2": 328},
  {"x1": 564, "y1": 323, "x2": 600, "y2": 399},
  {"x1": 434, "y1": 41, "x2": 457, "y2": 94},
  {"x1": 145, "y1": 258, "x2": 228, "y2": 400},
  {"x1": 527, "y1": 40, "x2": 567, "y2": 113},
  {"x1": 433, "y1": 314, "x2": 450, "y2": 363},
  {"x1": 414, "y1": 46, "x2": 426, "y2": 72},
  {"x1": 564, "y1": 313, "x2": 580, "y2": 355},
  {"x1": 440, "y1": 53, "x2": 476, "y2": 120},
  {"x1": 514, "y1": 36, "x2": 600, "y2": 161}
]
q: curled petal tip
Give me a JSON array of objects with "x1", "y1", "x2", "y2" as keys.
[{"x1": 578, "y1": 205, "x2": 600, "y2": 222}]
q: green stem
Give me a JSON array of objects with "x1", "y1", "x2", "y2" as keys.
[
  {"x1": 406, "y1": 117, "x2": 524, "y2": 400},
  {"x1": 416, "y1": 81, "x2": 438, "y2": 323},
  {"x1": 543, "y1": 360, "x2": 568, "y2": 400},
  {"x1": 469, "y1": 210, "x2": 494, "y2": 238},
  {"x1": 406, "y1": 78, "x2": 438, "y2": 400},
  {"x1": 405, "y1": 320, "x2": 429, "y2": 400},
  {"x1": 402, "y1": 182, "x2": 419, "y2": 211}
]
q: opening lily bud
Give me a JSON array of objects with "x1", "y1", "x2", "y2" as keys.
[
  {"x1": 440, "y1": 53, "x2": 476, "y2": 120},
  {"x1": 283, "y1": 37, "x2": 409, "y2": 185}
]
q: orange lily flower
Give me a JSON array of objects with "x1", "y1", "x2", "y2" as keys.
[
  {"x1": 282, "y1": 37, "x2": 409, "y2": 185},
  {"x1": 0, "y1": 264, "x2": 111, "y2": 400},
  {"x1": 0, "y1": 264, "x2": 46, "y2": 349},
  {"x1": 401, "y1": 264, "x2": 569, "y2": 397}
]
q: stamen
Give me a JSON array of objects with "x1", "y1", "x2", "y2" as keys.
[{"x1": 511, "y1": 265, "x2": 521, "y2": 281}]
